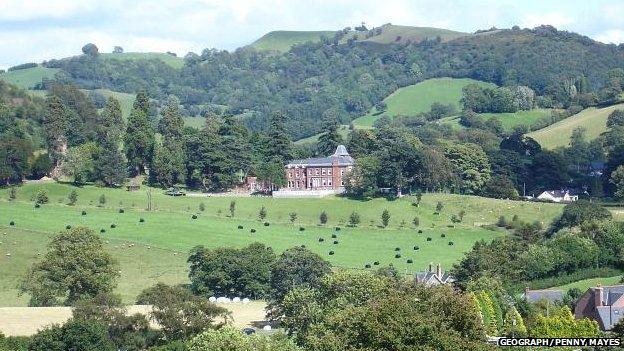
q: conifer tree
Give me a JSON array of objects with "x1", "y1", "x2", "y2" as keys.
[
  {"x1": 43, "y1": 95, "x2": 69, "y2": 176},
  {"x1": 503, "y1": 306, "x2": 527, "y2": 337},
  {"x1": 266, "y1": 112, "x2": 292, "y2": 162},
  {"x1": 94, "y1": 97, "x2": 126, "y2": 186},
  {"x1": 317, "y1": 111, "x2": 344, "y2": 156},
  {"x1": 152, "y1": 98, "x2": 185, "y2": 186},
  {"x1": 124, "y1": 91, "x2": 155, "y2": 175}
]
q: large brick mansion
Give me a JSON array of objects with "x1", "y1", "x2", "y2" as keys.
[{"x1": 284, "y1": 145, "x2": 354, "y2": 191}]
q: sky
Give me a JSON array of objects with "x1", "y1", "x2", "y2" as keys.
[{"x1": 1, "y1": 0, "x2": 624, "y2": 69}]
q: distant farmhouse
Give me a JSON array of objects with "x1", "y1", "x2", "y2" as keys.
[
  {"x1": 575, "y1": 284, "x2": 624, "y2": 330},
  {"x1": 415, "y1": 263, "x2": 455, "y2": 287},
  {"x1": 273, "y1": 145, "x2": 354, "y2": 198},
  {"x1": 536, "y1": 189, "x2": 578, "y2": 203}
]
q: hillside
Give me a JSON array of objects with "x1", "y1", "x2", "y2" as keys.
[
  {"x1": 352, "y1": 77, "x2": 494, "y2": 128},
  {"x1": 343, "y1": 24, "x2": 471, "y2": 45},
  {"x1": 527, "y1": 103, "x2": 624, "y2": 149},
  {"x1": 100, "y1": 52, "x2": 184, "y2": 69},
  {"x1": 0, "y1": 66, "x2": 59, "y2": 89},
  {"x1": 249, "y1": 30, "x2": 336, "y2": 51}
]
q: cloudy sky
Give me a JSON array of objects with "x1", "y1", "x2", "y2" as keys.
[{"x1": 1, "y1": 0, "x2": 624, "y2": 69}]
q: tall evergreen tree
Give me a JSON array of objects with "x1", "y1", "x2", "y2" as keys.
[
  {"x1": 43, "y1": 95, "x2": 69, "y2": 176},
  {"x1": 152, "y1": 98, "x2": 185, "y2": 186},
  {"x1": 123, "y1": 91, "x2": 155, "y2": 175},
  {"x1": 94, "y1": 97, "x2": 126, "y2": 186},
  {"x1": 266, "y1": 112, "x2": 292, "y2": 162},
  {"x1": 317, "y1": 112, "x2": 344, "y2": 156}
]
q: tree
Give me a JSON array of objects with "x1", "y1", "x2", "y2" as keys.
[
  {"x1": 35, "y1": 189, "x2": 49, "y2": 204},
  {"x1": 344, "y1": 155, "x2": 380, "y2": 198},
  {"x1": 67, "y1": 190, "x2": 78, "y2": 205},
  {"x1": 413, "y1": 216, "x2": 420, "y2": 227},
  {"x1": 530, "y1": 150, "x2": 569, "y2": 191},
  {"x1": 435, "y1": 201, "x2": 444, "y2": 214},
  {"x1": 188, "y1": 243, "x2": 276, "y2": 298},
  {"x1": 21, "y1": 227, "x2": 119, "y2": 306},
  {"x1": 152, "y1": 98, "x2": 186, "y2": 187},
  {"x1": 29, "y1": 319, "x2": 115, "y2": 351},
  {"x1": 289, "y1": 212, "x2": 297, "y2": 224},
  {"x1": 317, "y1": 112, "x2": 343, "y2": 156},
  {"x1": 259, "y1": 206, "x2": 267, "y2": 220},
  {"x1": 43, "y1": 95, "x2": 69, "y2": 176},
  {"x1": 81, "y1": 43, "x2": 99, "y2": 56},
  {"x1": 188, "y1": 326, "x2": 301, "y2": 351},
  {"x1": 268, "y1": 247, "x2": 331, "y2": 319},
  {"x1": 61, "y1": 143, "x2": 97, "y2": 185},
  {"x1": 319, "y1": 211, "x2": 328, "y2": 225},
  {"x1": 266, "y1": 112, "x2": 292, "y2": 162},
  {"x1": 381, "y1": 209, "x2": 390, "y2": 228},
  {"x1": 229, "y1": 200, "x2": 236, "y2": 217},
  {"x1": 0, "y1": 135, "x2": 32, "y2": 185},
  {"x1": 481, "y1": 175, "x2": 519, "y2": 199},
  {"x1": 124, "y1": 90, "x2": 154, "y2": 175},
  {"x1": 94, "y1": 98, "x2": 126, "y2": 186},
  {"x1": 610, "y1": 165, "x2": 624, "y2": 199},
  {"x1": 137, "y1": 283, "x2": 230, "y2": 341},
  {"x1": 349, "y1": 211, "x2": 361, "y2": 227},
  {"x1": 530, "y1": 306, "x2": 598, "y2": 337},
  {"x1": 443, "y1": 142, "x2": 491, "y2": 194},
  {"x1": 113, "y1": 46, "x2": 124, "y2": 54},
  {"x1": 552, "y1": 201, "x2": 612, "y2": 232},
  {"x1": 607, "y1": 110, "x2": 624, "y2": 128}
]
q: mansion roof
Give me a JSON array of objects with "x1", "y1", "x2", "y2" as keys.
[{"x1": 287, "y1": 145, "x2": 354, "y2": 167}]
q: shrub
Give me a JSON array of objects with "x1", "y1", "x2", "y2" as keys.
[
  {"x1": 191, "y1": 214, "x2": 198, "y2": 219},
  {"x1": 9, "y1": 221, "x2": 15, "y2": 226},
  {"x1": 426, "y1": 237, "x2": 432, "y2": 241},
  {"x1": 35, "y1": 189, "x2": 49, "y2": 204},
  {"x1": 301, "y1": 245, "x2": 306, "y2": 248},
  {"x1": 413, "y1": 246, "x2": 419, "y2": 250},
  {"x1": 237, "y1": 225, "x2": 243, "y2": 229},
  {"x1": 81, "y1": 210, "x2": 87, "y2": 216},
  {"x1": 448, "y1": 241, "x2": 454, "y2": 245},
  {"x1": 98, "y1": 194, "x2": 106, "y2": 206},
  {"x1": 264, "y1": 222, "x2": 270, "y2": 226},
  {"x1": 329, "y1": 251, "x2": 334, "y2": 255},
  {"x1": 349, "y1": 211, "x2": 360, "y2": 227},
  {"x1": 34, "y1": 203, "x2": 40, "y2": 208},
  {"x1": 395, "y1": 254, "x2": 401, "y2": 258},
  {"x1": 441, "y1": 234, "x2": 446, "y2": 238},
  {"x1": 229, "y1": 200, "x2": 236, "y2": 217},
  {"x1": 333, "y1": 240, "x2": 338, "y2": 244},
  {"x1": 319, "y1": 238, "x2": 324, "y2": 242},
  {"x1": 331, "y1": 234, "x2": 337, "y2": 238},
  {"x1": 320, "y1": 211, "x2": 328, "y2": 225},
  {"x1": 119, "y1": 209, "x2": 124, "y2": 213},
  {"x1": 199, "y1": 202, "x2": 205, "y2": 212},
  {"x1": 139, "y1": 218, "x2": 145, "y2": 223},
  {"x1": 289, "y1": 212, "x2": 297, "y2": 223},
  {"x1": 418, "y1": 229, "x2": 423, "y2": 233},
  {"x1": 299, "y1": 227, "x2": 305, "y2": 231},
  {"x1": 365, "y1": 264, "x2": 371, "y2": 268},
  {"x1": 250, "y1": 229, "x2": 256, "y2": 233},
  {"x1": 110, "y1": 224, "x2": 116, "y2": 228},
  {"x1": 407, "y1": 259, "x2": 413, "y2": 263},
  {"x1": 394, "y1": 247, "x2": 401, "y2": 251},
  {"x1": 381, "y1": 209, "x2": 390, "y2": 228},
  {"x1": 258, "y1": 206, "x2": 267, "y2": 220},
  {"x1": 496, "y1": 216, "x2": 507, "y2": 227},
  {"x1": 413, "y1": 217, "x2": 420, "y2": 227},
  {"x1": 65, "y1": 225, "x2": 71, "y2": 229},
  {"x1": 8, "y1": 187, "x2": 17, "y2": 200},
  {"x1": 335, "y1": 227, "x2": 341, "y2": 231},
  {"x1": 435, "y1": 201, "x2": 444, "y2": 214},
  {"x1": 100, "y1": 228, "x2": 106, "y2": 233},
  {"x1": 67, "y1": 190, "x2": 78, "y2": 206}
]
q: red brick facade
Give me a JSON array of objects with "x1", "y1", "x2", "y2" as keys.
[{"x1": 284, "y1": 145, "x2": 354, "y2": 191}]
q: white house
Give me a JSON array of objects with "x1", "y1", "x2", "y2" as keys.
[{"x1": 536, "y1": 189, "x2": 578, "y2": 203}]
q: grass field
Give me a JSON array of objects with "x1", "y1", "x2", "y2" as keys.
[
  {"x1": 527, "y1": 103, "x2": 624, "y2": 149},
  {"x1": 0, "y1": 183, "x2": 566, "y2": 306},
  {"x1": 343, "y1": 25, "x2": 469, "y2": 45},
  {"x1": 552, "y1": 276, "x2": 622, "y2": 293},
  {"x1": 477, "y1": 109, "x2": 553, "y2": 131},
  {"x1": 352, "y1": 78, "x2": 495, "y2": 128},
  {"x1": 0, "y1": 66, "x2": 60, "y2": 89},
  {"x1": 101, "y1": 52, "x2": 184, "y2": 69},
  {"x1": 295, "y1": 125, "x2": 350, "y2": 144},
  {"x1": 94, "y1": 89, "x2": 136, "y2": 119},
  {"x1": 249, "y1": 30, "x2": 336, "y2": 52}
]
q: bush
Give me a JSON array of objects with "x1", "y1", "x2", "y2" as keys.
[
  {"x1": 418, "y1": 229, "x2": 423, "y2": 233},
  {"x1": 300, "y1": 245, "x2": 306, "y2": 248},
  {"x1": 110, "y1": 224, "x2": 116, "y2": 228},
  {"x1": 365, "y1": 264, "x2": 371, "y2": 268},
  {"x1": 426, "y1": 237, "x2": 432, "y2": 241},
  {"x1": 119, "y1": 208, "x2": 124, "y2": 213},
  {"x1": 395, "y1": 254, "x2": 401, "y2": 258},
  {"x1": 331, "y1": 234, "x2": 337, "y2": 238},
  {"x1": 191, "y1": 214, "x2": 198, "y2": 219},
  {"x1": 448, "y1": 241, "x2": 454, "y2": 245},
  {"x1": 8, "y1": 187, "x2": 17, "y2": 200},
  {"x1": 335, "y1": 227, "x2": 341, "y2": 231},
  {"x1": 66, "y1": 225, "x2": 71, "y2": 229},
  {"x1": 9, "y1": 221, "x2": 15, "y2": 226},
  {"x1": 320, "y1": 211, "x2": 328, "y2": 225},
  {"x1": 413, "y1": 246, "x2": 419, "y2": 250},
  {"x1": 237, "y1": 225, "x2": 243, "y2": 229},
  {"x1": 394, "y1": 247, "x2": 400, "y2": 251},
  {"x1": 199, "y1": 202, "x2": 205, "y2": 212},
  {"x1": 100, "y1": 228, "x2": 106, "y2": 233},
  {"x1": 139, "y1": 218, "x2": 145, "y2": 223},
  {"x1": 98, "y1": 194, "x2": 106, "y2": 206},
  {"x1": 349, "y1": 211, "x2": 361, "y2": 227},
  {"x1": 264, "y1": 222, "x2": 270, "y2": 226},
  {"x1": 81, "y1": 210, "x2": 87, "y2": 216},
  {"x1": 67, "y1": 190, "x2": 78, "y2": 206},
  {"x1": 319, "y1": 238, "x2": 324, "y2": 242},
  {"x1": 441, "y1": 234, "x2": 446, "y2": 238},
  {"x1": 497, "y1": 216, "x2": 507, "y2": 227},
  {"x1": 333, "y1": 240, "x2": 339, "y2": 244},
  {"x1": 35, "y1": 189, "x2": 49, "y2": 204},
  {"x1": 413, "y1": 217, "x2": 420, "y2": 227},
  {"x1": 407, "y1": 259, "x2": 413, "y2": 263},
  {"x1": 329, "y1": 251, "x2": 334, "y2": 255},
  {"x1": 299, "y1": 227, "x2": 305, "y2": 231},
  {"x1": 250, "y1": 229, "x2": 256, "y2": 233},
  {"x1": 435, "y1": 201, "x2": 444, "y2": 214},
  {"x1": 258, "y1": 206, "x2": 267, "y2": 220}
]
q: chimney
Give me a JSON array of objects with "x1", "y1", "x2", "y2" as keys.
[
  {"x1": 436, "y1": 263, "x2": 442, "y2": 277},
  {"x1": 595, "y1": 284, "x2": 604, "y2": 307},
  {"x1": 428, "y1": 262, "x2": 433, "y2": 272}
]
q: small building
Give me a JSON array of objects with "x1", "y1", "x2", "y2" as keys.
[
  {"x1": 415, "y1": 263, "x2": 455, "y2": 287},
  {"x1": 575, "y1": 284, "x2": 624, "y2": 330},
  {"x1": 273, "y1": 145, "x2": 354, "y2": 197},
  {"x1": 522, "y1": 287, "x2": 564, "y2": 304},
  {"x1": 536, "y1": 189, "x2": 578, "y2": 203},
  {"x1": 126, "y1": 179, "x2": 140, "y2": 191}
]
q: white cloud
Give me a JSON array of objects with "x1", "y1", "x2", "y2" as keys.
[
  {"x1": 0, "y1": 0, "x2": 100, "y2": 21},
  {"x1": 520, "y1": 13, "x2": 573, "y2": 29},
  {"x1": 595, "y1": 29, "x2": 624, "y2": 44}
]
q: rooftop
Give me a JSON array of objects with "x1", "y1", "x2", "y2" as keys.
[{"x1": 287, "y1": 145, "x2": 354, "y2": 167}]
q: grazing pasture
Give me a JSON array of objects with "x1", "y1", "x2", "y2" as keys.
[
  {"x1": 0, "y1": 66, "x2": 60, "y2": 89},
  {"x1": 0, "y1": 183, "x2": 564, "y2": 306},
  {"x1": 249, "y1": 30, "x2": 337, "y2": 52}
]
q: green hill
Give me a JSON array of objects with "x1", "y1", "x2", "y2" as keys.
[
  {"x1": 0, "y1": 66, "x2": 60, "y2": 89},
  {"x1": 527, "y1": 103, "x2": 624, "y2": 149},
  {"x1": 352, "y1": 78, "x2": 495, "y2": 128},
  {"x1": 101, "y1": 52, "x2": 184, "y2": 69},
  {"x1": 249, "y1": 30, "x2": 336, "y2": 52},
  {"x1": 344, "y1": 24, "x2": 470, "y2": 45}
]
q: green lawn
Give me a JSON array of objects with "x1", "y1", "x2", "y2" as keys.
[
  {"x1": 352, "y1": 78, "x2": 495, "y2": 128},
  {"x1": 101, "y1": 52, "x2": 184, "y2": 69},
  {"x1": 249, "y1": 31, "x2": 336, "y2": 52},
  {"x1": 0, "y1": 182, "x2": 566, "y2": 306},
  {"x1": 527, "y1": 103, "x2": 624, "y2": 149},
  {"x1": 477, "y1": 109, "x2": 552, "y2": 131},
  {"x1": 553, "y1": 276, "x2": 622, "y2": 293},
  {"x1": 0, "y1": 66, "x2": 60, "y2": 89}
]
